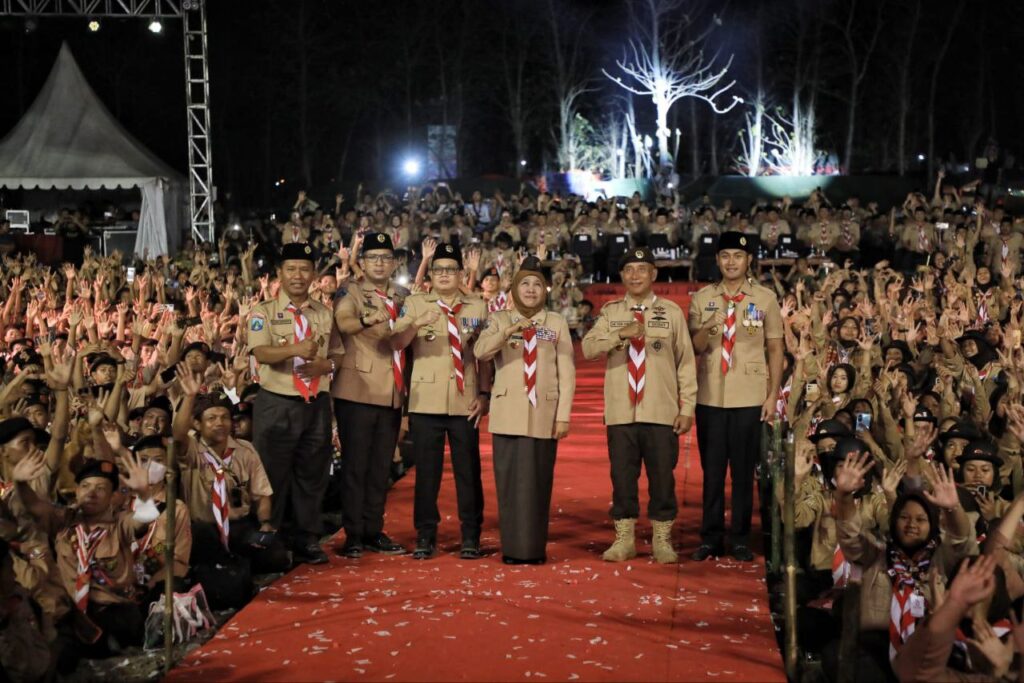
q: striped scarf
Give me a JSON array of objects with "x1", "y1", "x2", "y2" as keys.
[{"x1": 886, "y1": 538, "x2": 937, "y2": 661}]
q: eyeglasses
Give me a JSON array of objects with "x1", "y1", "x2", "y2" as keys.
[
  {"x1": 363, "y1": 254, "x2": 395, "y2": 264},
  {"x1": 431, "y1": 266, "x2": 460, "y2": 275}
]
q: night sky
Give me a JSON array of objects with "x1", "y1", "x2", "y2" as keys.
[{"x1": 0, "y1": 0, "x2": 1022, "y2": 208}]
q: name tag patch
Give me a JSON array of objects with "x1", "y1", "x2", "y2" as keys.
[
  {"x1": 610, "y1": 320, "x2": 628, "y2": 328},
  {"x1": 647, "y1": 320, "x2": 670, "y2": 329}
]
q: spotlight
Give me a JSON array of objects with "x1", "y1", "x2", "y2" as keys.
[
  {"x1": 402, "y1": 158, "x2": 421, "y2": 178},
  {"x1": 917, "y1": 154, "x2": 926, "y2": 161},
  {"x1": 396, "y1": 274, "x2": 410, "y2": 287},
  {"x1": 148, "y1": 20, "x2": 163, "y2": 34},
  {"x1": 88, "y1": 19, "x2": 101, "y2": 32},
  {"x1": 519, "y1": 159, "x2": 527, "y2": 167}
]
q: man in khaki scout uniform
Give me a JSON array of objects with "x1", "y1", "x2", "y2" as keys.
[
  {"x1": 248, "y1": 242, "x2": 343, "y2": 565},
  {"x1": 688, "y1": 231, "x2": 784, "y2": 562},
  {"x1": 331, "y1": 232, "x2": 409, "y2": 558},
  {"x1": 391, "y1": 243, "x2": 491, "y2": 560},
  {"x1": 582, "y1": 246, "x2": 698, "y2": 564}
]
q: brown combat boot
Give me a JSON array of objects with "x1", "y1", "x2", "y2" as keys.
[
  {"x1": 651, "y1": 520, "x2": 678, "y2": 564},
  {"x1": 602, "y1": 518, "x2": 638, "y2": 561}
]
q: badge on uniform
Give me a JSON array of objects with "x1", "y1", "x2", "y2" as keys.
[
  {"x1": 909, "y1": 593, "x2": 926, "y2": 618},
  {"x1": 425, "y1": 331, "x2": 437, "y2": 342},
  {"x1": 250, "y1": 317, "x2": 265, "y2": 332},
  {"x1": 705, "y1": 301, "x2": 717, "y2": 311},
  {"x1": 652, "y1": 341, "x2": 663, "y2": 351},
  {"x1": 742, "y1": 303, "x2": 764, "y2": 334},
  {"x1": 535, "y1": 326, "x2": 557, "y2": 342},
  {"x1": 276, "y1": 313, "x2": 284, "y2": 319}
]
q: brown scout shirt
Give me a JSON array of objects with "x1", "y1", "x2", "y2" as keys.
[
  {"x1": 475, "y1": 310, "x2": 575, "y2": 439},
  {"x1": 179, "y1": 435, "x2": 273, "y2": 523},
  {"x1": 394, "y1": 291, "x2": 489, "y2": 416},
  {"x1": 581, "y1": 294, "x2": 698, "y2": 427},
  {"x1": 54, "y1": 510, "x2": 138, "y2": 606},
  {"x1": 330, "y1": 280, "x2": 409, "y2": 409},
  {"x1": 247, "y1": 291, "x2": 342, "y2": 397},
  {"x1": 687, "y1": 280, "x2": 783, "y2": 409}
]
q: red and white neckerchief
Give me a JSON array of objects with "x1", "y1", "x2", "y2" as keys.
[
  {"x1": 776, "y1": 382, "x2": 791, "y2": 422},
  {"x1": 488, "y1": 291, "x2": 508, "y2": 313},
  {"x1": 917, "y1": 226, "x2": 929, "y2": 252},
  {"x1": 818, "y1": 223, "x2": 830, "y2": 246},
  {"x1": 495, "y1": 254, "x2": 507, "y2": 276},
  {"x1": 374, "y1": 289, "x2": 406, "y2": 395},
  {"x1": 832, "y1": 546, "x2": 851, "y2": 588},
  {"x1": 291, "y1": 225, "x2": 300, "y2": 242},
  {"x1": 1002, "y1": 239, "x2": 1011, "y2": 264},
  {"x1": 627, "y1": 300, "x2": 650, "y2": 405},
  {"x1": 840, "y1": 222, "x2": 854, "y2": 247},
  {"x1": 437, "y1": 300, "x2": 465, "y2": 394},
  {"x1": 73, "y1": 524, "x2": 108, "y2": 612},
  {"x1": 286, "y1": 302, "x2": 320, "y2": 402},
  {"x1": 953, "y1": 619, "x2": 1012, "y2": 656},
  {"x1": 721, "y1": 292, "x2": 745, "y2": 374},
  {"x1": 767, "y1": 224, "x2": 778, "y2": 243},
  {"x1": 521, "y1": 322, "x2": 538, "y2": 407},
  {"x1": 0, "y1": 478, "x2": 13, "y2": 501},
  {"x1": 202, "y1": 447, "x2": 235, "y2": 550},
  {"x1": 977, "y1": 291, "x2": 991, "y2": 324},
  {"x1": 887, "y1": 542, "x2": 934, "y2": 661}
]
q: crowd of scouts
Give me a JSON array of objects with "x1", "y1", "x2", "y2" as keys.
[{"x1": 4, "y1": 176, "x2": 1024, "y2": 681}]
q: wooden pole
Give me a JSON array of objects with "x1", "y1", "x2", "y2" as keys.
[
  {"x1": 782, "y1": 430, "x2": 799, "y2": 680},
  {"x1": 163, "y1": 439, "x2": 177, "y2": 675}
]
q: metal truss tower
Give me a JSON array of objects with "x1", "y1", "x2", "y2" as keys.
[{"x1": 0, "y1": 0, "x2": 216, "y2": 244}]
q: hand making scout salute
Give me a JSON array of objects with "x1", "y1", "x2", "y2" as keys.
[
  {"x1": 391, "y1": 243, "x2": 491, "y2": 560},
  {"x1": 248, "y1": 242, "x2": 343, "y2": 565},
  {"x1": 475, "y1": 256, "x2": 575, "y2": 565},
  {"x1": 688, "y1": 231, "x2": 783, "y2": 562},
  {"x1": 582, "y1": 246, "x2": 697, "y2": 564},
  {"x1": 331, "y1": 232, "x2": 409, "y2": 559}
]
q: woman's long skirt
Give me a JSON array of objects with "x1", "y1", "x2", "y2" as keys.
[{"x1": 492, "y1": 434, "x2": 558, "y2": 561}]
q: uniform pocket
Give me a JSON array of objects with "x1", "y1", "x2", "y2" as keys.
[
  {"x1": 745, "y1": 362, "x2": 766, "y2": 375},
  {"x1": 355, "y1": 355, "x2": 373, "y2": 373},
  {"x1": 544, "y1": 390, "x2": 559, "y2": 402},
  {"x1": 413, "y1": 370, "x2": 435, "y2": 383}
]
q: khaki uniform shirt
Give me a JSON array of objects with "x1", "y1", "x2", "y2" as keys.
[
  {"x1": 987, "y1": 233, "x2": 1024, "y2": 272},
  {"x1": 759, "y1": 220, "x2": 791, "y2": 248},
  {"x1": 131, "y1": 490, "x2": 191, "y2": 590},
  {"x1": 647, "y1": 221, "x2": 679, "y2": 246},
  {"x1": 55, "y1": 510, "x2": 138, "y2": 606},
  {"x1": 394, "y1": 292, "x2": 489, "y2": 416},
  {"x1": 900, "y1": 222, "x2": 938, "y2": 254},
  {"x1": 582, "y1": 294, "x2": 698, "y2": 426},
  {"x1": 687, "y1": 280, "x2": 783, "y2": 409},
  {"x1": 483, "y1": 247, "x2": 517, "y2": 279},
  {"x1": 248, "y1": 291, "x2": 341, "y2": 397},
  {"x1": 475, "y1": 310, "x2": 575, "y2": 439},
  {"x1": 180, "y1": 436, "x2": 273, "y2": 523},
  {"x1": 833, "y1": 221, "x2": 861, "y2": 253},
  {"x1": 807, "y1": 221, "x2": 840, "y2": 251},
  {"x1": 331, "y1": 281, "x2": 409, "y2": 409},
  {"x1": 792, "y1": 476, "x2": 888, "y2": 571}
]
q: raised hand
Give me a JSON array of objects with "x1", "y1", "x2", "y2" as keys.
[
  {"x1": 922, "y1": 462, "x2": 960, "y2": 510},
  {"x1": 118, "y1": 450, "x2": 150, "y2": 495},
  {"x1": 882, "y1": 460, "x2": 907, "y2": 499},
  {"x1": 834, "y1": 449, "x2": 873, "y2": 495},
  {"x1": 11, "y1": 448, "x2": 47, "y2": 482}
]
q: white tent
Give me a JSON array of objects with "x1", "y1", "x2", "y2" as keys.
[{"x1": 0, "y1": 42, "x2": 185, "y2": 256}]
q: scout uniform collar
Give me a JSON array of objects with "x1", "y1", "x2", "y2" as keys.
[
  {"x1": 715, "y1": 280, "x2": 753, "y2": 298},
  {"x1": 426, "y1": 290, "x2": 468, "y2": 306},
  {"x1": 361, "y1": 280, "x2": 394, "y2": 297},
  {"x1": 277, "y1": 289, "x2": 312, "y2": 311},
  {"x1": 624, "y1": 293, "x2": 657, "y2": 310}
]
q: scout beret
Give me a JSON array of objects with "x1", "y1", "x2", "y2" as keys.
[
  {"x1": 495, "y1": 232, "x2": 514, "y2": 247},
  {"x1": 192, "y1": 393, "x2": 234, "y2": 420},
  {"x1": 361, "y1": 232, "x2": 395, "y2": 253},
  {"x1": 281, "y1": 242, "x2": 316, "y2": 263},
  {"x1": 144, "y1": 395, "x2": 173, "y2": 418},
  {"x1": 0, "y1": 417, "x2": 34, "y2": 446},
  {"x1": 939, "y1": 420, "x2": 981, "y2": 444},
  {"x1": 912, "y1": 405, "x2": 937, "y2": 425},
  {"x1": 87, "y1": 354, "x2": 118, "y2": 372},
  {"x1": 75, "y1": 459, "x2": 120, "y2": 486},
  {"x1": 961, "y1": 439, "x2": 1002, "y2": 467},
  {"x1": 233, "y1": 401, "x2": 253, "y2": 419},
  {"x1": 809, "y1": 418, "x2": 851, "y2": 443},
  {"x1": 132, "y1": 434, "x2": 167, "y2": 454},
  {"x1": 182, "y1": 341, "x2": 212, "y2": 359},
  {"x1": 619, "y1": 246, "x2": 656, "y2": 269},
  {"x1": 481, "y1": 267, "x2": 500, "y2": 280},
  {"x1": 12, "y1": 349, "x2": 42, "y2": 371},
  {"x1": 432, "y1": 243, "x2": 463, "y2": 268},
  {"x1": 717, "y1": 231, "x2": 752, "y2": 254}
]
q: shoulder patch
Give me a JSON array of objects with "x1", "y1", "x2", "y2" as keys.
[{"x1": 250, "y1": 317, "x2": 265, "y2": 332}]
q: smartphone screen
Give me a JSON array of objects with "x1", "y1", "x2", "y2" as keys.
[{"x1": 855, "y1": 412, "x2": 872, "y2": 432}]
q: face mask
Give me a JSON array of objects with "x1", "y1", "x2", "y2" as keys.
[{"x1": 147, "y1": 461, "x2": 167, "y2": 484}]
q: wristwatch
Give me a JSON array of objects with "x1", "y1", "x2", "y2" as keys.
[{"x1": 359, "y1": 314, "x2": 372, "y2": 328}]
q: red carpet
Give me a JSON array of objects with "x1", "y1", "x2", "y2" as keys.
[{"x1": 169, "y1": 348, "x2": 783, "y2": 682}]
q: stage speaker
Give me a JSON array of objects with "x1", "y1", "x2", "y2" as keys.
[{"x1": 103, "y1": 229, "x2": 137, "y2": 261}]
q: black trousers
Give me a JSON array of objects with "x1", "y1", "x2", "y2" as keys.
[
  {"x1": 191, "y1": 516, "x2": 291, "y2": 574},
  {"x1": 252, "y1": 390, "x2": 333, "y2": 541},
  {"x1": 335, "y1": 398, "x2": 402, "y2": 540},
  {"x1": 695, "y1": 404, "x2": 761, "y2": 547},
  {"x1": 409, "y1": 413, "x2": 484, "y2": 540},
  {"x1": 606, "y1": 423, "x2": 679, "y2": 521}
]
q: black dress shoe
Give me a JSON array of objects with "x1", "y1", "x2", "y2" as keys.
[
  {"x1": 412, "y1": 537, "x2": 436, "y2": 560},
  {"x1": 502, "y1": 555, "x2": 546, "y2": 565},
  {"x1": 294, "y1": 542, "x2": 328, "y2": 565},
  {"x1": 691, "y1": 544, "x2": 723, "y2": 561},
  {"x1": 460, "y1": 539, "x2": 482, "y2": 560},
  {"x1": 731, "y1": 545, "x2": 755, "y2": 562},
  {"x1": 363, "y1": 533, "x2": 406, "y2": 555},
  {"x1": 334, "y1": 539, "x2": 363, "y2": 559}
]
